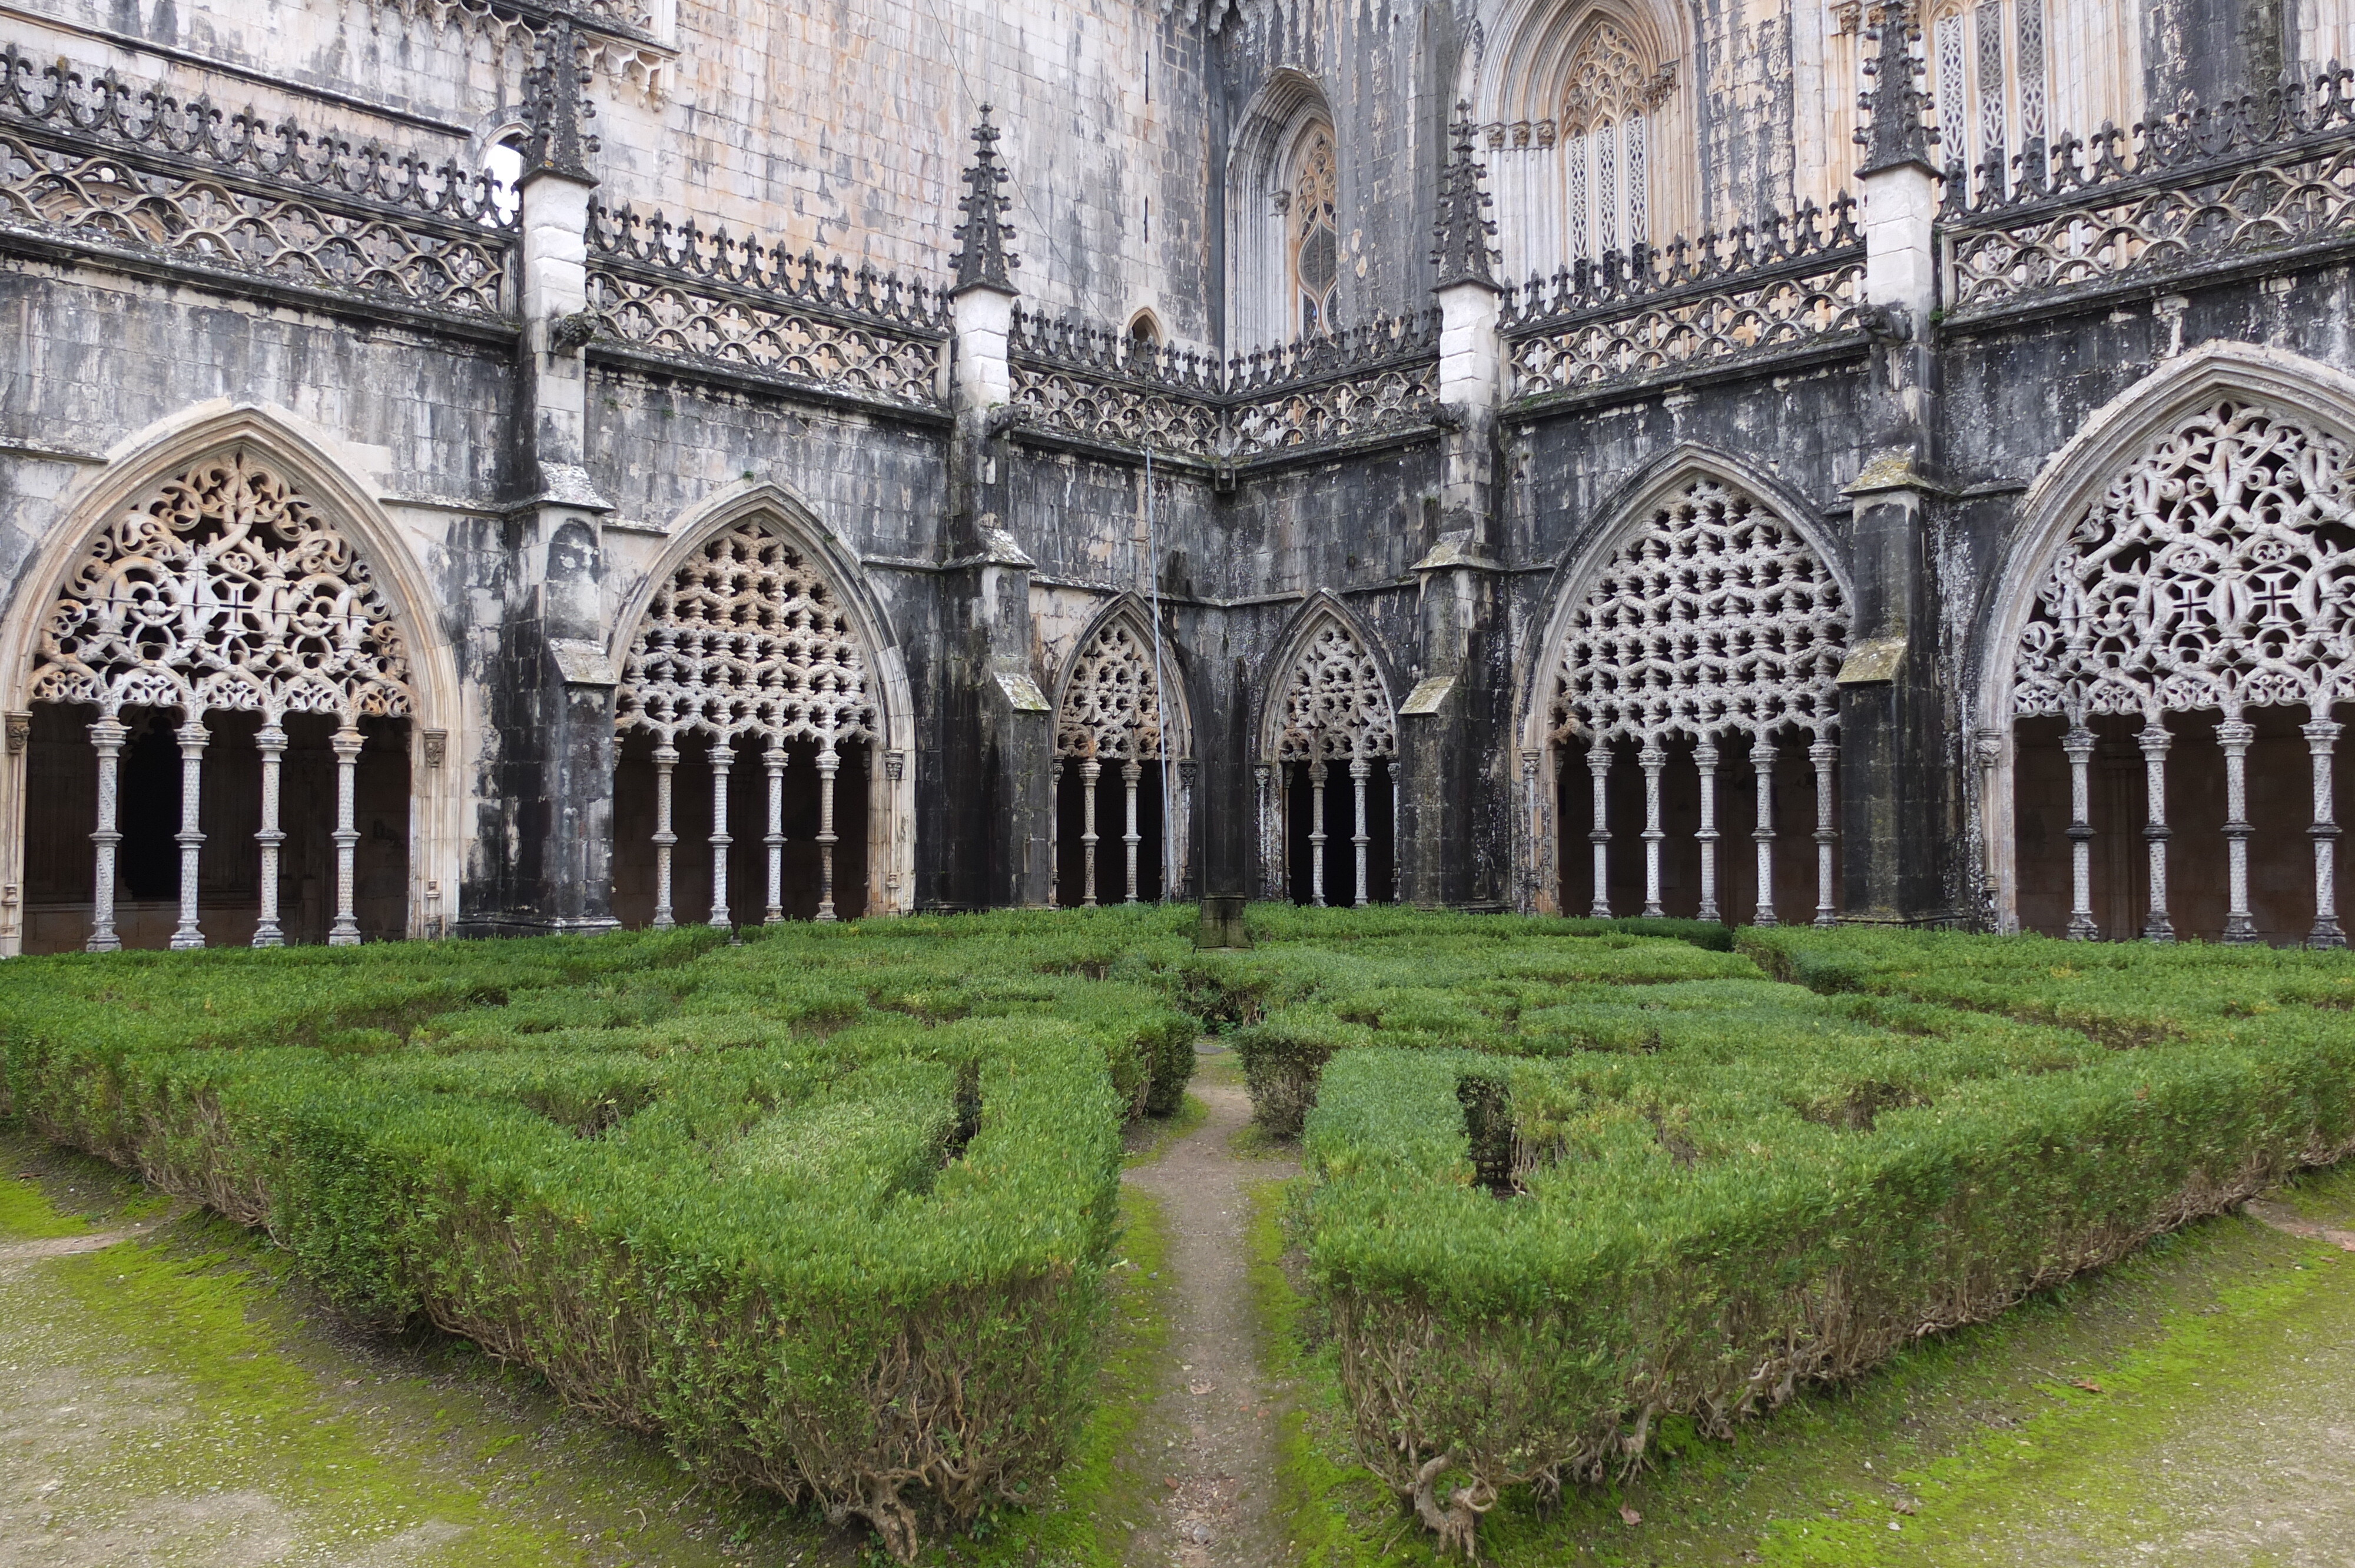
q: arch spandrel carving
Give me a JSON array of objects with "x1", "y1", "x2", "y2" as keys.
[
  {"x1": 28, "y1": 449, "x2": 417, "y2": 721},
  {"x1": 1055, "y1": 619, "x2": 1170, "y2": 762},
  {"x1": 615, "y1": 516, "x2": 877, "y2": 747},
  {"x1": 1275, "y1": 619, "x2": 1397, "y2": 763},
  {"x1": 2009, "y1": 398, "x2": 2355, "y2": 723},
  {"x1": 1550, "y1": 477, "x2": 1848, "y2": 746}
]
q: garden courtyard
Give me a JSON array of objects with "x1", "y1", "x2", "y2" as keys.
[{"x1": 4, "y1": 908, "x2": 2353, "y2": 1567}]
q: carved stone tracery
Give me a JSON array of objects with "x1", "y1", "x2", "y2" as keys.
[
  {"x1": 616, "y1": 519, "x2": 875, "y2": 746},
  {"x1": 1055, "y1": 620, "x2": 1171, "y2": 761},
  {"x1": 30, "y1": 450, "x2": 416, "y2": 721},
  {"x1": 2010, "y1": 398, "x2": 2355, "y2": 721},
  {"x1": 1550, "y1": 479, "x2": 1848, "y2": 746},
  {"x1": 1275, "y1": 620, "x2": 1396, "y2": 763}
]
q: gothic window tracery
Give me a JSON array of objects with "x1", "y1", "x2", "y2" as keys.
[
  {"x1": 1289, "y1": 127, "x2": 1339, "y2": 337},
  {"x1": 1931, "y1": 0, "x2": 2049, "y2": 193},
  {"x1": 1275, "y1": 620, "x2": 1397, "y2": 763},
  {"x1": 615, "y1": 516, "x2": 877, "y2": 927},
  {"x1": 2004, "y1": 398, "x2": 2355, "y2": 946},
  {"x1": 1052, "y1": 617, "x2": 1181, "y2": 906},
  {"x1": 1547, "y1": 477, "x2": 1847, "y2": 925},
  {"x1": 26, "y1": 447, "x2": 418, "y2": 953},
  {"x1": 1558, "y1": 19, "x2": 1659, "y2": 261},
  {"x1": 1054, "y1": 621, "x2": 1169, "y2": 762}
]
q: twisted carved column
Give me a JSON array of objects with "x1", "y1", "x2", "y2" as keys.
[
  {"x1": 1308, "y1": 757, "x2": 1329, "y2": 908},
  {"x1": 1751, "y1": 741, "x2": 1778, "y2": 928},
  {"x1": 328, "y1": 723, "x2": 362, "y2": 947},
  {"x1": 2139, "y1": 720, "x2": 2174, "y2": 943},
  {"x1": 170, "y1": 716, "x2": 210, "y2": 950},
  {"x1": 1810, "y1": 736, "x2": 1839, "y2": 928},
  {"x1": 1694, "y1": 736, "x2": 1721, "y2": 923},
  {"x1": 2062, "y1": 722, "x2": 2098, "y2": 941},
  {"x1": 1350, "y1": 755, "x2": 1371, "y2": 908},
  {"x1": 85, "y1": 716, "x2": 127, "y2": 953},
  {"x1": 2218, "y1": 719, "x2": 2257, "y2": 944},
  {"x1": 1122, "y1": 758, "x2": 1142, "y2": 904},
  {"x1": 253, "y1": 722, "x2": 287, "y2": 947},
  {"x1": 1079, "y1": 756, "x2": 1102, "y2": 908},
  {"x1": 650, "y1": 740, "x2": 678, "y2": 930},
  {"x1": 814, "y1": 745, "x2": 840, "y2": 922},
  {"x1": 2306, "y1": 718, "x2": 2344, "y2": 949},
  {"x1": 1587, "y1": 743, "x2": 1614, "y2": 919},
  {"x1": 707, "y1": 737, "x2": 734, "y2": 929},
  {"x1": 1638, "y1": 743, "x2": 1667, "y2": 918},
  {"x1": 1049, "y1": 758, "x2": 1064, "y2": 906},
  {"x1": 763, "y1": 745, "x2": 788, "y2": 925}
]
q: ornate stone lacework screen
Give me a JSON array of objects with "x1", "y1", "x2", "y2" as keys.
[
  {"x1": 1547, "y1": 478, "x2": 1847, "y2": 925},
  {"x1": 31, "y1": 450, "x2": 414, "y2": 721},
  {"x1": 1054, "y1": 622, "x2": 1170, "y2": 761},
  {"x1": 616, "y1": 519, "x2": 875, "y2": 746},
  {"x1": 2004, "y1": 398, "x2": 2355, "y2": 948},
  {"x1": 613, "y1": 517, "x2": 877, "y2": 928},
  {"x1": 1275, "y1": 622, "x2": 1397, "y2": 762},
  {"x1": 1052, "y1": 619, "x2": 1181, "y2": 906},
  {"x1": 26, "y1": 447, "x2": 417, "y2": 954}
]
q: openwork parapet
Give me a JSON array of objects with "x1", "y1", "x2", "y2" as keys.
[
  {"x1": 1502, "y1": 202, "x2": 1865, "y2": 402},
  {"x1": 0, "y1": 49, "x2": 514, "y2": 321},
  {"x1": 1008, "y1": 307, "x2": 1442, "y2": 463},
  {"x1": 586, "y1": 202, "x2": 947, "y2": 408},
  {"x1": 1945, "y1": 76, "x2": 2355, "y2": 318}
]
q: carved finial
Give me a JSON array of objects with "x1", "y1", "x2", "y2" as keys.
[
  {"x1": 1431, "y1": 101, "x2": 1499, "y2": 290},
  {"x1": 520, "y1": 18, "x2": 599, "y2": 182},
  {"x1": 1853, "y1": 0, "x2": 1938, "y2": 176},
  {"x1": 951, "y1": 105, "x2": 1020, "y2": 296}
]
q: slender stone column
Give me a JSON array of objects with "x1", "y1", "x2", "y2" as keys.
[
  {"x1": 763, "y1": 744, "x2": 788, "y2": 925},
  {"x1": 1079, "y1": 756, "x2": 1102, "y2": 908},
  {"x1": 814, "y1": 744, "x2": 841, "y2": 922},
  {"x1": 1587, "y1": 743, "x2": 1614, "y2": 918},
  {"x1": 1255, "y1": 761, "x2": 1279, "y2": 901},
  {"x1": 329, "y1": 723, "x2": 362, "y2": 946},
  {"x1": 1810, "y1": 736, "x2": 1839, "y2": 928},
  {"x1": 253, "y1": 722, "x2": 287, "y2": 947},
  {"x1": 706, "y1": 737, "x2": 734, "y2": 929},
  {"x1": 1351, "y1": 756, "x2": 1372, "y2": 908},
  {"x1": 1049, "y1": 758, "x2": 1064, "y2": 906},
  {"x1": 1752, "y1": 739, "x2": 1779, "y2": 928},
  {"x1": 1309, "y1": 757, "x2": 1329, "y2": 908},
  {"x1": 650, "y1": 739, "x2": 678, "y2": 930},
  {"x1": 1638, "y1": 743, "x2": 1667, "y2": 918},
  {"x1": 2062, "y1": 722, "x2": 2098, "y2": 940},
  {"x1": 1694, "y1": 736, "x2": 1721, "y2": 923},
  {"x1": 2219, "y1": 719, "x2": 2257, "y2": 944},
  {"x1": 2140, "y1": 719, "x2": 2174, "y2": 943},
  {"x1": 2307, "y1": 718, "x2": 2344, "y2": 949},
  {"x1": 1122, "y1": 758, "x2": 1143, "y2": 904},
  {"x1": 1389, "y1": 765, "x2": 1402, "y2": 904},
  {"x1": 167, "y1": 716, "x2": 210, "y2": 950},
  {"x1": 85, "y1": 716, "x2": 128, "y2": 953}
]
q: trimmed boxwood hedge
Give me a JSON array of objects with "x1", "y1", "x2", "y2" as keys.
[
  {"x1": 0, "y1": 909, "x2": 1204, "y2": 1559},
  {"x1": 1286, "y1": 931, "x2": 2355, "y2": 1556}
]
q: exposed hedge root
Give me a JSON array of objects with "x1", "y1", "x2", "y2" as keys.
[{"x1": 1409, "y1": 1453, "x2": 1496, "y2": 1560}]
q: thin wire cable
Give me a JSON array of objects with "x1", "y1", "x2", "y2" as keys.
[{"x1": 1145, "y1": 444, "x2": 1177, "y2": 903}]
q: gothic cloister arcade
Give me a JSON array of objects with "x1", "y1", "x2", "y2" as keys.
[
  {"x1": 1531, "y1": 469, "x2": 1850, "y2": 925},
  {"x1": 1981, "y1": 350, "x2": 2355, "y2": 947},
  {"x1": 609, "y1": 501, "x2": 913, "y2": 928},
  {"x1": 1050, "y1": 603, "x2": 1189, "y2": 908},
  {"x1": 1259, "y1": 605, "x2": 1399, "y2": 907},
  {"x1": 0, "y1": 425, "x2": 455, "y2": 956}
]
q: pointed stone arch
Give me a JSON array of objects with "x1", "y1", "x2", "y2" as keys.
[
  {"x1": 0, "y1": 401, "x2": 459, "y2": 953},
  {"x1": 1521, "y1": 453, "x2": 1851, "y2": 923},
  {"x1": 1047, "y1": 594, "x2": 1193, "y2": 906},
  {"x1": 1974, "y1": 343, "x2": 2355, "y2": 945},
  {"x1": 1227, "y1": 69, "x2": 1339, "y2": 351},
  {"x1": 1256, "y1": 595, "x2": 1400, "y2": 906},
  {"x1": 610, "y1": 481, "x2": 913, "y2": 926}
]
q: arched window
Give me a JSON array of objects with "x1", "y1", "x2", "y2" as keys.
[
  {"x1": 1051, "y1": 616, "x2": 1183, "y2": 907},
  {"x1": 482, "y1": 129, "x2": 525, "y2": 226},
  {"x1": 1262, "y1": 616, "x2": 1398, "y2": 907},
  {"x1": 1547, "y1": 478, "x2": 1847, "y2": 926},
  {"x1": 25, "y1": 449, "x2": 419, "y2": 952},
  {"x1": 1126, "y1": 311, "x2": 1163, "y2": 352},
  {"x1": 1287, "y1": 125, "x2": 1340, "y2": 337},
  {"x1": 1558, "y1": 19, "x2": 1659, "y2": 261},
  {"x1": 1931, "y1": 0, "x2": 2049, "y2": 196},
  {"x1": 2003, "y1": 399, "x2": 2355, "y2": 945},
  {"x1": 613, "y1": 516, "x2": 880, "y2": 927}
]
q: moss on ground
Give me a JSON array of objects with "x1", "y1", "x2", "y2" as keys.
[{"x1": 1252, "y1": 1160, "x2": 2355, "y2": 1567}]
